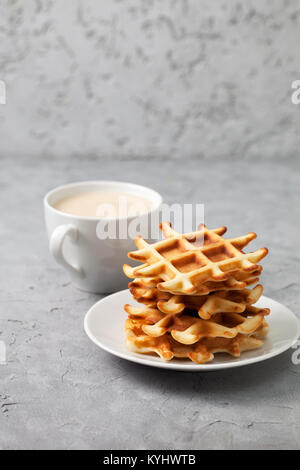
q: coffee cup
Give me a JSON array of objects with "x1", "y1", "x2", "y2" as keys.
[{"x1": 44, "y1": 181, "x2": 162, "y2": 294}]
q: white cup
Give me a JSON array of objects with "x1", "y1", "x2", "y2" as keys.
[{"x1": 44, "y1": 181, "x2": 162, "y2": 294}]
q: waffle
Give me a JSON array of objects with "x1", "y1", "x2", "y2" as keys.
[
  {"x1": 123, "y1": 222, "x2": 268, "y2": 295},
  {"x1": 125, "y1": 317, "x2": 269, "y2": 364},
  {"x1": 129, "y1": 282, "x2": 268, "y2": 320},
  {"x1": 126, "y1": 269, "x2": 262, "y2": 296},
  {"x1": 124, "y1": 300, "x2": 269, "y2": 344},
  {"x1": 124, "y1": 221, "x2": 269, "y2": 365}
]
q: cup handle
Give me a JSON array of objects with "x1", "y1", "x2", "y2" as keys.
[{"x1": 49, "y1": 225, "x2": 84, "y2": 278}]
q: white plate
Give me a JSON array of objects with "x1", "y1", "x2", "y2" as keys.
[{"x1": 84, "y1": 290, "x2": 300, "y2": 371}]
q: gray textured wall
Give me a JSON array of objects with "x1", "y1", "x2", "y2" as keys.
[{"x1": 0, "y1": 0, "x2": 299, "y2": 160}]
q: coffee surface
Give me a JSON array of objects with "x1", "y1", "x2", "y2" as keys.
[{"x1": 53, "y1": 190, "x2": 153, "y2": 217}]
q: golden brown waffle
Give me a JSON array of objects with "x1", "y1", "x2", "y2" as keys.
[
  {"x1": 124, "y1": 221, "x2": 269, "y2": 364},
  {"x1": 124, "y1": 223, "x2": 268, "y2": 295},
  {"x1": 125, "y1": 317, "x2": 268, "y2": 364},
  {"x1": 127, "y1": 268, "x2": 262, "y2": 296},
  {"x1": 124, "y1": 302, "x2": 269, "y2": 345},
  {"x1": 129, "y1": 282, "x2": 268, "y2": 320}
]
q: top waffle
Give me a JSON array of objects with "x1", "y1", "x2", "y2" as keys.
[{"x1": 123, "y1": 222, "x2": 268, "y2": 295}]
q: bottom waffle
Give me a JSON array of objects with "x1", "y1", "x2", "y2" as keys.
[
  {"x1": 125, "y1": 318, "x2": 269, "y2": 364},
  {"x1": 124, "y1": 303, "x2": 269, "y2": 345}
]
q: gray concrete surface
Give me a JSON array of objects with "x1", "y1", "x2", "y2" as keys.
[
  {"x1": 0, "y1": 0, "x2": 300, "y2": 161},
  {"x1": 0, "y1": 155, "x2": 299, "y2": 449}
]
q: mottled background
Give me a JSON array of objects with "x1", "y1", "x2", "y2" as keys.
[
  {"x1": 0, "y1": 0, "x2": 299, "y2": 161},
  {"x1": 1, "y1": 1, "x2": 300, "y2": 450}
]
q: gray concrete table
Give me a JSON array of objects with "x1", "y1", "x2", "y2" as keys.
[{"x1": 0, "y1": 156, "x2": 299, "y2": 450}]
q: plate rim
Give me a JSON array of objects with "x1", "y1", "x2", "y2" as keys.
[{"x1": 84, "y1": 289, "x2": 300, "y2": 371}]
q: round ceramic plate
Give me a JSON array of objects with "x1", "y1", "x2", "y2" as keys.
[{"x1": 84, "y1": 289, "x2": 300, "y2": 371}]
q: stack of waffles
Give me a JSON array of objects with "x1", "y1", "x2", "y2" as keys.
[{"x1": 123, "y1": 222, "x2": 269, "y2": 364}]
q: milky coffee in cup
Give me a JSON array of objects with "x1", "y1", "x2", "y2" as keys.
[{"x1": 53, "y1": 190, "x2": 153, "y2": 218}]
